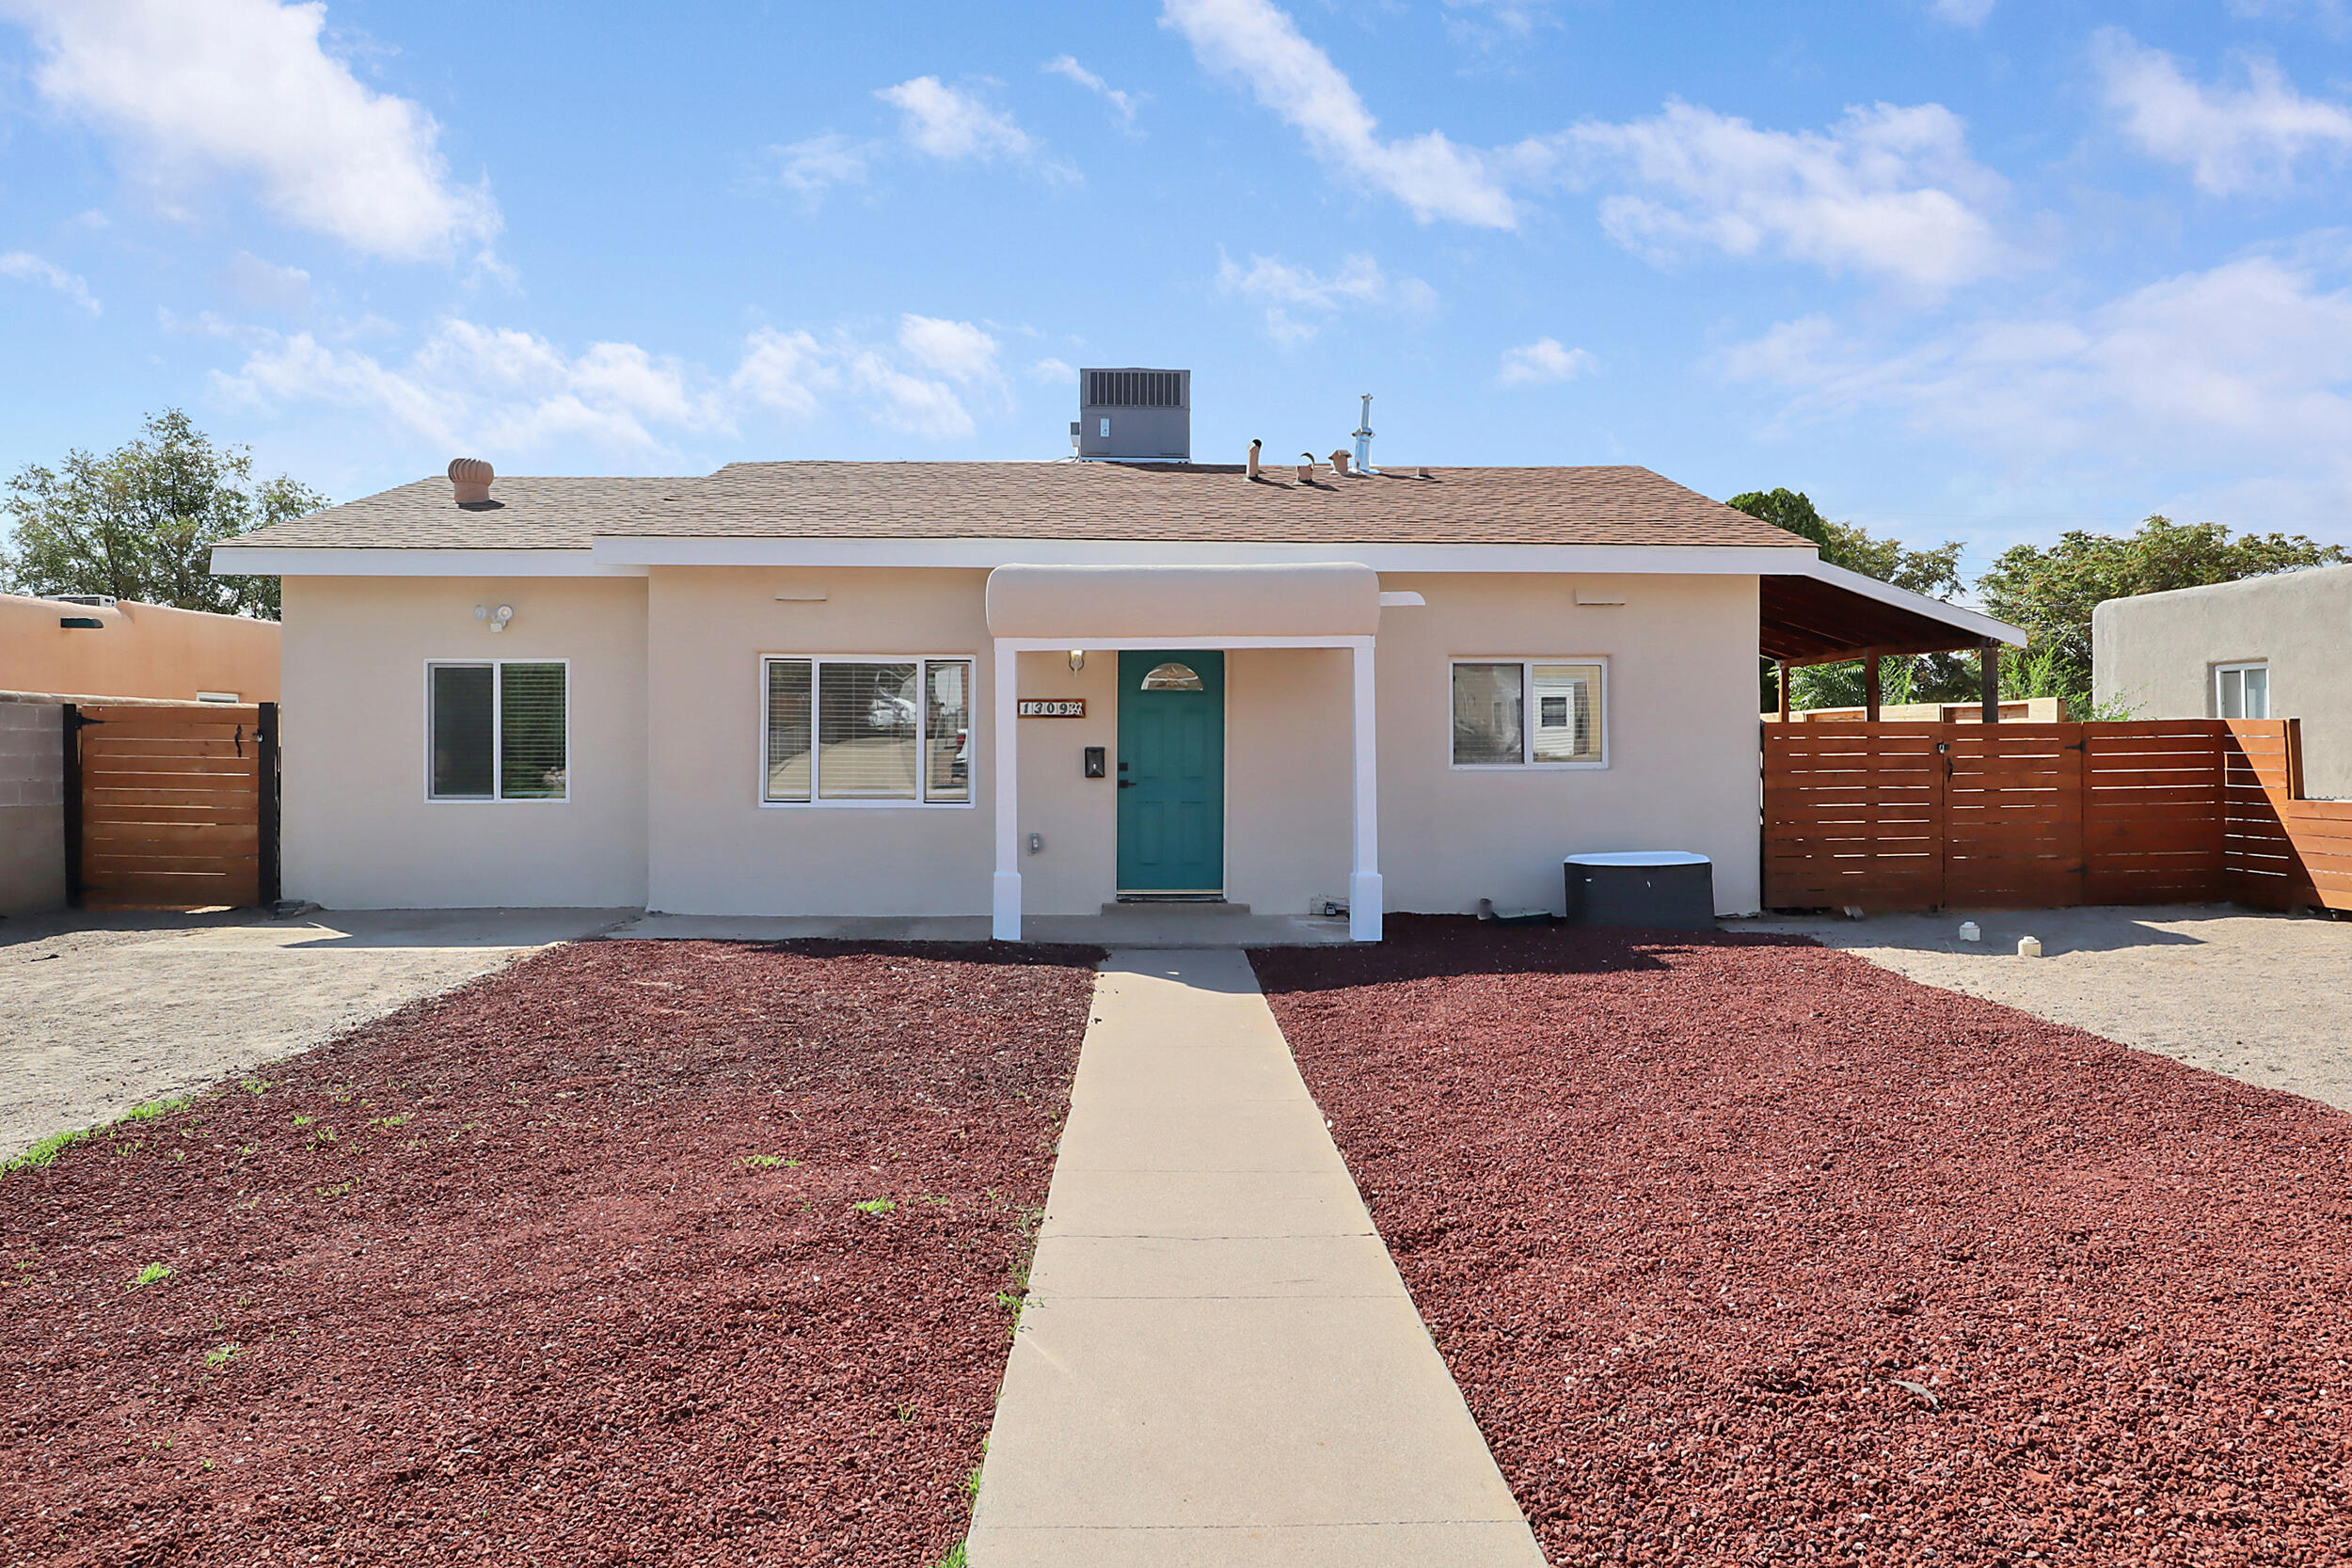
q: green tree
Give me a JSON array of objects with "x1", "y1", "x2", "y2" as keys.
[
  {"x1": 0, "y1": 409, "x2": 322, "y2": 620},
  {"x1": 1731, "y1": 487, "x2": 1969, "y2": 710},
  {"x1": 1978, "y1": 515, "x2": 2347, "y2": 698}
]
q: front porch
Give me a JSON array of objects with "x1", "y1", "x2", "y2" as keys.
[{"x1": 984, "y1": 563, "x2": 1391, "y2": 943}]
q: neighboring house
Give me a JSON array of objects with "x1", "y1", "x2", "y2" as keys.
[
  {"x1": 2094, "y1": 563, "x2": 2352, "y2": 799},
  {"x1": 210, "y1": 380, "x2": 2017, "y2": 934},
  {"x1": 0, "y1": 593, "x2": 281, "y2": 917}
]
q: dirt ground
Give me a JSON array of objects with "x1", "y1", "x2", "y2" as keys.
[
  {"x1": 0, "y1": 938, "x2": 1099, "y2": 1567},
  {"x1": 0, "y1": 908, "x2": 624, "y2": 1160},
  {"x1": 1753, "y1": 904, "x2": 2352, "y2": 1112},
  {"x1": 1255, "y1": 918, "x2": 2352, "y2": 1566}
]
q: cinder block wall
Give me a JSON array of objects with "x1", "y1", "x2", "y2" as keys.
[{"x1": 0, "y1": 703, "x2": 66, "y2": 917}]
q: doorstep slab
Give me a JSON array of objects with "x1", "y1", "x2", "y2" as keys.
[{"x1": 968, "y1": 1521, "x2": 1547, "y2": 1568}]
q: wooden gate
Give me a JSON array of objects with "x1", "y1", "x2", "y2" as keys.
[
  {"x1": 67, "y1": 703, "x2": 278, "y2": 911},
  {"x1": 1763, "y1": 719, "x2": 2332, "y2": 912}
]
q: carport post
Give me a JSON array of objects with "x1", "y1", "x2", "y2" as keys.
[
  {"x1": 1979, "y1": 638, "x2": 2000, "y2": 724},
  {"x1": 1863, "y1": 650, "x2": 1883, "y2": 722},
  {"x1": 992, "y1": 641, "x2": 1021, "y2": 941},
  {"x1": 1777, "y1": 661, "x2": 1791, "y2": 722}
]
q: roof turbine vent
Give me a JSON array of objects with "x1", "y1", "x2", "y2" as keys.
[{"x1": 448, "y1": 457, "x2": 495, "y2": 506}]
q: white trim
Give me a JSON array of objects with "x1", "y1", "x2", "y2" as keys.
[
  {"x1": 422, "y1": 657, "x2": 571, "y2": 803},
  {"x1": 1448, "y1": 657, "x2": 1610, "y2": 771},
  {"x1": 212, "y1": 546, "x2": 645, "y2": 578},
  {"x1": 589, "y1": 537, "x2": 1820, "y2": 576},
  {"x1": 756, "y1": 654, "x2": 977, "y2": 809},
  {"x1": 1796, "y1": 556, "x2": 2026, "y2": 646},
  {"x1": 1350, "y1": 641, "x2": 1381, "y2": 942},
  {"x1": 1377, "y1": 591, "x2": 1426, "y2": 607},
  {"x1": 993, "y1": 642, "x2": 1021, "y2": 941},
  {"x1": 995, "y1": 633, "x2": 1374, "y2": 653}
]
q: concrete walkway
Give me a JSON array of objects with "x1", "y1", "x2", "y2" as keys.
[{"x1": 966, "y1": 950, "x2": 1544, "y2": 1568}]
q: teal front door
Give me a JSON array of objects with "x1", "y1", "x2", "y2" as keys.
[{"x1": 1117, "y1": 651, "x2": 1225, "y2": 895}]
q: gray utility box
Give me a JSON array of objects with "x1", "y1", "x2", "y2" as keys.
[
  {"x1": 1563, "y1": 852, "x2": 1716, "y2": 930},
  {"x1": 1078, "y1": 368, "x2": 1190, "y2": 461}
]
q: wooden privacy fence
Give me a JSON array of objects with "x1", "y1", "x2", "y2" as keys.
[
  {"x1": 1764, "y1": 719, "x2": 2352, "y2": 913},
  {"x1": 67, "y1": 702, "x2": 279, "y2": 911}
]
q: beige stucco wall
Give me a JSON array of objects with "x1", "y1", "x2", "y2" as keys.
[
  {"x1": 645, "y1": 566, "x2": 998, "y2": 916},
  {"x1": 2095, "y1": 564, "x2": 2352, "y2": 799},
  {"x1": 1375, "y1": 572, "x2": 1764, "y2": 915},
  {"x1": 1, "y1": 592, "x2": 279, "y2": 702},
  {"x1": 278, "y1": 576, "x2": 648, "y2": 909},
  {"x1": 278, "y1": 564, "x2": 1765, "y2": 918}
]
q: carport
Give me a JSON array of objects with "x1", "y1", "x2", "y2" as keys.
[{"x1": 1762, "y1": 559, "x2": 2026, "y2": 720}]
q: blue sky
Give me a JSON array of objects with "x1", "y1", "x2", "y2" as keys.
[{"x1": 5, "y1": 0, "x2": 2352, "y2": 577}]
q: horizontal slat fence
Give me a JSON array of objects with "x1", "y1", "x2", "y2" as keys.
[
  {"x1": 1765, "y1": 718, "x2": 2344, "y2": 914},
  {"x1": 72, "y1": 703, "x2": 270, "y2": 911}
]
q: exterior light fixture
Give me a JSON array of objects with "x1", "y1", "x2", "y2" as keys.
[
  {"x1": 475, "y1": 604, "x2": 515, "y2": 633},
  {"x1": 1068, "y1": 649, "x2": 1086, "y2": 672}
]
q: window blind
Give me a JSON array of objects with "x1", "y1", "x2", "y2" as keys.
[
  {"x1": 500, "y1": 663, "x2": 567, "y2": 799},
  {"x1": 924, "y1": 659, "x2": 973, "y2": 803},
  {"x1": 1452, "y1": 663, "x2": 1523, "y2": 766},
  {"x1": 765, "y1": 658, "x2": 814, "y2": 802},
  {"x1": 818, "y1": 660, "x2": 919, "y2": 800}
]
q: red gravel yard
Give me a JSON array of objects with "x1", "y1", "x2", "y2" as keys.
[
  {"x1": 2, "y1": 939, "x2": 1099, "y2": 1567},
  {"x1": 1252, "y1": 919, "x2": 2352, "y2": 1566}
]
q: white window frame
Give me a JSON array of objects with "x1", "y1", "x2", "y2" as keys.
[
  {"x1": 758, "y1": 654, "x2": 977, "y2": 809},
  {"x1": 2215, "y1": 660, "x2": 2270, "y2": 721},
  {"x1": 1448, "y1": 657, "x2": 1610, "y2": 771},
  {"x1": 422, "y1": 658, "x2": 572, "y2": 803}
]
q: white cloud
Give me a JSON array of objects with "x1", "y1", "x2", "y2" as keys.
[
  {"x1": 0, "y1": 250, "x2": 101, "y2": 314},
  {"x1": 1043, "y1": 55, "x2": 1137, "y2": 126},
  {"x1": 1927, "y1": 0, "x2": 1994, "y2": 25},
  {"x1": 1215, "y1": 250, "x2": 1436, "y2": 343},
  {"x1": 221, "y1": 312, "x2": 1009, "y2": 452},
  {"x1": 877, "y1": 76, "x2": 1036, "y2": 162},
  {"x1": 1440, "y1": 0, "x2": 1559, "y2": 41},
  {"x1": 1531, "y1": 99, "x2": 2009, "y2": 293},
  {"x1": 219, "y1": 251, "x2": 311, "y2": 315},
  {"x1": 1498, "y1": 337, "x2": 1597, "y2": 386},
  {"x1": 2092, "y1": 29, "x2": 2352, "y2": 196},
  {"x1": 1160, "y1": 0, "x2": 1518, "y2": 229},
  {"x1": 1029, "y1": 356, "x2": 1077, "y2": 386},
  {"x1": 765, "y1": 133, "x2": 873, "y2": 201},
  {"x1": 1723, "y1": 249, "x2": 2352, "y2": 483},
  {"x1": 2227, "y1": 0, "x2": 2350, "y2": 36},
  {"x1": 2, "y1": 0, "x2": 500, "y2": 261}
]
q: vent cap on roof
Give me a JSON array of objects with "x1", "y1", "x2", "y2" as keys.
[
  {"x1": 448, "y1": 457, "x2": 495, "y2": 506},
  {"x1": 1077, "y1": 368, "x2": 1189, "y2": 462}
]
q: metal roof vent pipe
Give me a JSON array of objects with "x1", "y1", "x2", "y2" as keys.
[
  {"x1": 1352, "y1": 393, "x2": 1377, "y2": 474},
  {"x1": 1246, "y1": 438, "x2": 1262, "y2": 480},
  {"x1": 449, "y1": 457, "x2": 495, "y2": 506}
]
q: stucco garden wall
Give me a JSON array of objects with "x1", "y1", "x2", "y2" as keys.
[
  {"x1": 1, "y1": 591, "x2": 279, "y2": 703},
  {"x1": 278, "y1": 576, "x2": 649, "y2": 909}
]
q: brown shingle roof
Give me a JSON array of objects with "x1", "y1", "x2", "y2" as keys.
[
  {"x1": 227, "y1": 476, "x2": 691, "y2": 549},
  {"x1": 221, "y1": 463, "x2": 1808, "y2": 551}
]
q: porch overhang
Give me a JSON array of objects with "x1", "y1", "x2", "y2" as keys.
[{"x1": 983, "y1": 562, "x2": 1384, "y2": 946}]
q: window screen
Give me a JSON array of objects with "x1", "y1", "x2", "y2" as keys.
[
  {"x1": 1532, "y1": 663, "x2": 1602, "y2": 762},
  {"x1": 500, "y1": 663, "x2": 567, "y2": 799},
  {"x1": 767, "y1": 657, "x2": 973, "y2": 804},
  {"x1": 1452, "y1": 663, "x2": 1523, "y2": 766},
  {"x1": 431, "y1": 665, "x2": 494, "y2": 799}
]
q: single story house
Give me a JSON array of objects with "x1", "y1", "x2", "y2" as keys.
[
  {"x1": 211, "y1": 383, "x2": 2019, "y2": 938},
  {"x1": 2095, "y1": 562, "x2": 2352, "y2": 799}
]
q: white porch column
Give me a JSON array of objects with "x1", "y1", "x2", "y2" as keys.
[
  {"x1": 1349, "y1": 638, "x2": 1383, "y2": 942},
  {"x1": 992, "y1": 641, "x2": 1022, "y2": 941}
]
